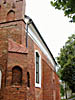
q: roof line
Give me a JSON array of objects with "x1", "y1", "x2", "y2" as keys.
[{"x1": 25, "y1": 15, "x2": 57, "y2": 65}]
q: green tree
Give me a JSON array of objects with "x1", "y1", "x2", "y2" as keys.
[
  {"x1": 50, "y1": 0, "x2": 75, "y2": 22},
  {"x1": 57, "y1": 34, "x2": 75, "y2": 92},
  {"x1": 60, "y1": 84, "x2": 64, "y2": 97}
]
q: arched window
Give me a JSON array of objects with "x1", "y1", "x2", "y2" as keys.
[
  {"x1": 35, "y1": 50, "x2": 41, "y2": 88},
  {"x1": 7, "y1": 10, "x2": 15, "y2": 21},
  {"x1": 27, "y1": 72, "x2": 30, "y2": 87},
  {"x1": 12, "y1": 66, "x2": 22, "y2": 85},
  {"x1": 0, "y1": 70, "x2": 2, "y2": 89}
]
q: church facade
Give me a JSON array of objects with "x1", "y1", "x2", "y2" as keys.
[{"x1": 0, "y1": 0, "x2": 60, "y2": 100}]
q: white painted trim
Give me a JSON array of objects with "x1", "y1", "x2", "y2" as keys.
[
  {"x1": 35, "y1": 50, "x2": 41, "y2": 88},
  {"x1": 27, "y1": 25, "x2": 56, "y2": 69},
  {"x1": 0, "y1": 70, "x2": 2, "y2": 89}
]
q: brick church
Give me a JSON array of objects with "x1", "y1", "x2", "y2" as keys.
[{"x1": 0, "y1": 0, "x2": 60, "y2": 100}]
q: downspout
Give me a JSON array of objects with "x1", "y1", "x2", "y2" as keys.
[
  {"x1": 26, "y1": 23, "x2": 28, "y2": 48},
  {"x1": 25, "y1": 15, "x2": 32, "y2": 48}
]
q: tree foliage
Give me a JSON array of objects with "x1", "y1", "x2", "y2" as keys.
[
  {"x1": 60, "y1": 84, "x2": 64, "y2": 97},
  {"x1": 50, "y1": 0, "x2": 75, "y2": 22},
  {"x1": 57, "y1": 34, "x2": 75, "y2": 92}
]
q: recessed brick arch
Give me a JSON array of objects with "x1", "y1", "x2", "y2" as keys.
[
  {"x1": 7, "y1": 10, "x2": 15, "y2": 21},
  {"x1": 12, "y1": 66, "x2": 22, "y2": 85}
]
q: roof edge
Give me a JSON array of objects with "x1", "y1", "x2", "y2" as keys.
[{"x1": 25, "y1": 15, "x2": 57, "y2": 65}]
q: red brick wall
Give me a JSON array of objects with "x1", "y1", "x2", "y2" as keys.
[
  {"x1": 55, "y1": 73, "x2": 61, "y2": 100},
  {"x1": 34, "y1": 43, "x2": 60, "y2": 100},
  {"x1": 0, "y1": 0, "x2": 26, "y2": 23},
  {"x1": 0, "y1": 28, "x2": 8, "y2": 88},
  {"x1": 43, "y1": 59, "x2": 53, "y2": 100},
  {"x1": 0, "y1": 24, "x2": 61, "y2": 100},
  {"x1": 0, "y1": 0, "x2": 27, "y2": 99},
  {"x1": 4, "y1": 52, "x2": 27, "y2": 100},
  {"x1": 26, "y1": 36, "x2": 35, "y2": 100},
  {"x1": 0, "y1": 0, "x2": 60, "y2": 100}
]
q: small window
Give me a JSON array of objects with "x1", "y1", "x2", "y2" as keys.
[
  {"x1": 12, "y1": 66, "x2": 22, "y2": 85},
  {"x1": 27, "y1": 72, "x2": 30, "y2": 87},
  {"x1": 35, "y1": 50, "x2": 41, "y2": 88},
  {"x1": 0, "y1": 70, "x2": 2, "y2": 89}
]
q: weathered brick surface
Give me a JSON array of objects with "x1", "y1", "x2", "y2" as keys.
[
  {"x1": 0, "y1": 21, "x2": 26, "y2": 45},
  {"x1": 26, "y1": 36, "x2": 35, "y2": 100},
  {"x1": 0, "y1": 0, "x2": 60, "y2": 100},
  {"x1": 43, "y1": 59, "x2": 53, "y2": 100},
  {"x1": 0, "y1": 28, "x2": 8, "y2": 89},
  {"x1": 55, "y1": 73, "x2": 61, "y2": 100},
  {"x1": 33, "y1": 42, "x2": 60, "y2": 100},
  {"x1": 0, "y1": 0, "x2": 26, "y2": 23}
]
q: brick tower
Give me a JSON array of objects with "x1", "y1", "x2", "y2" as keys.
[{"x1": 0, "y1": 0, "x2": 28, "y2": 100}]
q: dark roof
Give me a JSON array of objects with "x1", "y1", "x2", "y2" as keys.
[{"x1": 25, "y1": 15, "x2": 57, "y2": 65}]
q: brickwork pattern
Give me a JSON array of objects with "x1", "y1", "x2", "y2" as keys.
[{"x1": 0, "y1": 0, "x2": 60, "y2": 100}]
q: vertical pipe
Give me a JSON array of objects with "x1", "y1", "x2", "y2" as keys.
[{"x1": 26, "y1": 24, "x2": 28, "y2": 48}]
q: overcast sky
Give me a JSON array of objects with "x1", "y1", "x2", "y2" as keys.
[{"x1": 26, "y1": 0, "x2": 75, "y2": 58}]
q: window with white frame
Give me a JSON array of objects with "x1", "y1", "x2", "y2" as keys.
[
  {"x1": 0, "y1": 70, "x2": 2, "y2": 89},
  {"x1": 35, "y1": 50, "x2": 41, "y2": 88}
]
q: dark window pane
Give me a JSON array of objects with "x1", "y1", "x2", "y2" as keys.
[
  {"x1": 36, "y1": 63, "x2": 39, "y2": 72},
  {"x1": 27, "y1": 72, "x2": 30, "y2": 87},
  {"x1": 36, "y1": 73, "x2": 39, "y2": 83},
  {"x1": 36, "y1": 52, "x2": 39, "y2": 83},
  {"x1": 36, "y1": 56, "x2": 39, "y2": 62}
]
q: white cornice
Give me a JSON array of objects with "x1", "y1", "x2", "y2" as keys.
[{"x1": 27, "y1": 24, "x2": 56, "y2": 69}]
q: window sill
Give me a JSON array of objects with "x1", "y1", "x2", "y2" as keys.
[{"x1": 35, "y1": 83, "x2": 41, "y2": 88}]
